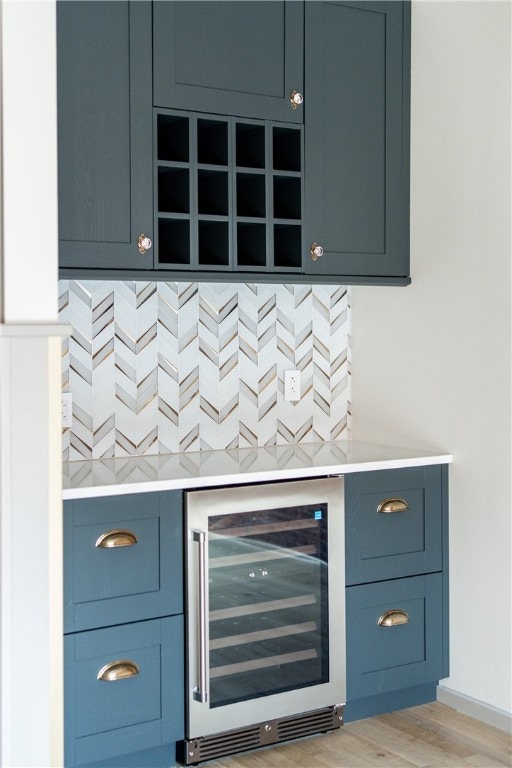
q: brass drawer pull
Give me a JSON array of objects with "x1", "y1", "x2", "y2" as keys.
[
  {"x1": 377, "y1": 498, "x2": 409, "y2": 514},
  {"x1": 97, "y1": 659, "x2": 140, "y2": 682},
  {"x1": 95, "y1": 529, "x2": 138, "y2": 548},
  {"x1": 378, "y1": 609, "x2": 410, "y2": 627}
]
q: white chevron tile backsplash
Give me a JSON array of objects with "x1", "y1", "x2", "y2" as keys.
[{"x1": 59, "y1": 281, "x2": 351, "y2": 460}]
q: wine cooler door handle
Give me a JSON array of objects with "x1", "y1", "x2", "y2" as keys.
[{"x1": 192, "y1": 529, "x2": 208, "y2": 704}]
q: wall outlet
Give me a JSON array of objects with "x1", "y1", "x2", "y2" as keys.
[
  {"x1": 61, "y1": 393, "x2": 73, "y2": 428},
  {"x1": 284, "y1": 370, "x2": 301, "y2": 402}
]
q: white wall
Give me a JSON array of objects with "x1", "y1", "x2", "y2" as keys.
[
  {"x1": 1, "y1": 0, "x2": 59, "y2": 322},
  {"x1": 0, "y1": 1, "x2": 64, "y2": 765},
  {"x1": 352, "y1": 0, "x2": 511, "y2": 718}
]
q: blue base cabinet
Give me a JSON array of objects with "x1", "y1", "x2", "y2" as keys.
[
  {"x1": 344, "y1": 465, "x2": 449, "y2": 722},
  {"x1": 64, "y1": 491, "x2": 184, "y2": 768},
  {"x1": 62, "y1": 464, "x2": 448, "y2": 764}
]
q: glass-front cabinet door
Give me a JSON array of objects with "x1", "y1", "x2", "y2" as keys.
[{"x1": 186, "y1": 477, "x2": 345, "y2": 739}]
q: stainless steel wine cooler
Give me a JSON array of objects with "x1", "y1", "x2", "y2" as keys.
[{"x1": 179, "y1": 477, "x2": 345, "y2": 764}]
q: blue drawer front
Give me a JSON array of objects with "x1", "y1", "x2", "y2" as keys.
[
  {"x1": 65, "y1": 616, "x2": 184, "y2": 767},
  {"x1": 64, "y1": 491, "x2": 183, "y2": 632},
  {"x1": 72, "y1": 515, "x2": 160, "y2": 603},
  {"x1": 345, "y1": 466, "x2": 443, "y2": 585},
  {"x1": 346, "y1": 573, "x2": 444, "y2": 700}
]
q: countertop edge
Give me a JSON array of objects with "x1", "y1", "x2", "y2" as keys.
[{"x1": 62, "y1": 449, "x2": 452, "y2": 500}]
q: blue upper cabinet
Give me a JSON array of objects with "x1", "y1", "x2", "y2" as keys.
[
  {"x1": 57, "y1": 1, "x2": 153, "y2": 271},
  {"x1": 58, "y1": 0, "x2": 410, "y2": 284},
  {"x1": 153, "y1": 1, "x2": 304, "y2": 123},
  {"x1": 304, "y1": 1, "x2": 411, "y2": 282}
]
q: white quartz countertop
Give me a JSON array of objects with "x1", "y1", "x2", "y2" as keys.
[{"x1": 62, "y1": 441, "x2": 452, "y2": 500}]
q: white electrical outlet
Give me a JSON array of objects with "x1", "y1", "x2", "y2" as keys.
[
  {"x1": 284, "y1": 370, "x2": 301, "y2": 402},
  {"x1": 61, "y1": 393, "x2": 73, "y2": 428}
]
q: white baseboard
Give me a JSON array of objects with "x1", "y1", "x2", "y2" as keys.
[{"x1": 437, "y1": 685, "x2": 512, "y2": 733}]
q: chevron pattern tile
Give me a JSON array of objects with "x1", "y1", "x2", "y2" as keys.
[{"x1": 59, "y1": 281, "x2": 351, "y2": 460}]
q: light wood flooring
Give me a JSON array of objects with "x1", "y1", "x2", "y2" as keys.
[{"x1": 208, "y1": 703, "x2": 511, "y2": 768}]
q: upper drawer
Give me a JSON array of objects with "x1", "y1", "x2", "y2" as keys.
[
  {"x1": 64, "y1": 491, "x2": 183, "y2": 633},
  {"x1": 345, "y1": 465, "x2": 446, "y2": 585}
]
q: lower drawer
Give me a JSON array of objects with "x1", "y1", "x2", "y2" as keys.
[
  {"x1": 346, "y1": 573, "x2": 444, "y2": 700},
  {"x1": 65, "y1": 616, "x2": 184, "y2": 767}
]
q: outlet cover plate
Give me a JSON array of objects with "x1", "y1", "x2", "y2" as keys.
[
  {"x1": 61, "y1": 393, "x2": 73, "y2": 428},
  {"x1": 284, "y1": 370, "x2": 300, "y2": 402}
]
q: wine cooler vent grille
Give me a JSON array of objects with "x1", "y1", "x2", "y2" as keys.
[{"x1": 179, "y1": 704, "x2": 344, "y2": 765}]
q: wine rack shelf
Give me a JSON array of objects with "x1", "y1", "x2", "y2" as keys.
[{"x1": 154, "y1": 110, "x2": 303, "y2": 272}]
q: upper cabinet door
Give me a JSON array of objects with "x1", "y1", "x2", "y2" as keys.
[
  {"x1": 153, "y1": 1, "x2": 304, "y2": 123},
  {"x1": 57, "y1": 1, "x2": 153, "y2": 270},
  {"x1": 304, "y1": 1, "x2": 410, "y2": 280}
]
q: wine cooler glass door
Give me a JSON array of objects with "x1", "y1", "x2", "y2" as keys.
[{"x1": 186, "y1": 477, "x2": 345, "y2": 738}]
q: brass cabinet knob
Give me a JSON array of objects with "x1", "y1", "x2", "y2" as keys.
[
  {"x1": 290, "y1": 90, "x2": 304, "y2": 109},
  {"x1": 137, "y1": 233, "x2": 152, "y2": 254},
  {"x1": 95, "y1": 529, "x2": 138, "y2": 548},
  {"x1": 310, "y1": 242, "x2": 324, "y2": 261},
  {"x1": 97, "y1": 659, "x2": 140, "y2": 682},
  {"x1": 378, "y1": 609, "x2": 410, "y2": 627}
]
